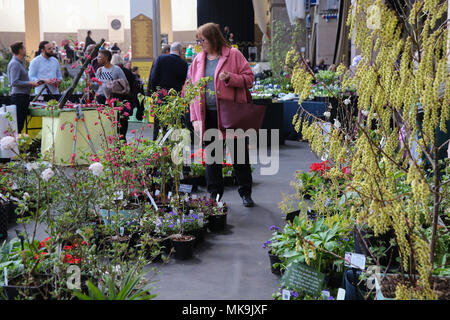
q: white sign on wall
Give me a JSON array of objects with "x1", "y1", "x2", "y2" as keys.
[{"x1": 108, "y1": 16, "x2": 125, "y2": 43}]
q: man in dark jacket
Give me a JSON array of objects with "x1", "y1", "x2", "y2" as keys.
[{"x1": 148, "y1": 42, "x2": 188, "y2": 140}]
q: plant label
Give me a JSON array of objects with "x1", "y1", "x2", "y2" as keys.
[
  {"x1": 345, "y1": 252, "x2": 366, "y2": 270},
  {"x1": 337, "y1": 288, "x2": 346, "y2": 300},
  {"x1": 179, "y1": 184, "x2": 193, "y2": 194},
  {"x1": 168, "y1": 192, "x2": 173, "y2": 199},
  {"x1": 120, "y1": 227, "x2": 124, "y2": 236},
  {"x1": 144, "y1": 189, "x2": 158, "y2": 211},
  {"x1": 192, "y1": 194, "x2": 197, "y2": 199},
  {"x1": 4, "y1": 268, "x2": 7, "y2": 286},
  {"x1": 155, "y1": 190, "x2": 161, "y2": 197},
  {"x1": 216, "y1": 194, "x2": 220, "y2": 202},
  {"x1": 113, "y1": 191, "x2": 123, "y2": 200},
  {"x1": 282, "y1": 289, "x2": 291, "y2": 300},
  {"x1": 321, "y1": 290, "x2": 330, "y2": 299},
  {"x1": 217, "y1": 202, "x2": 224, "y2": 208}
]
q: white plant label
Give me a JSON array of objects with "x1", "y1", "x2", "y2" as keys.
[
  {"x1": 345, "y1": 252, "x2": 366, "y2": 270},
  {"x1": 144, "y1": 189, "x2": 158, "y2": 211},
  {"x1": 337, "y1": 288, "x2": 346, "y2": 300},
  {"x1": 321, "y1": 290, "x2": 330, "y2": 299},
  {"x1": 155, "y1": 190, "x2": 161, "y2": 197},
  {"x1": 218, "y1": 202, "x2": 224, "y2": 208},
  {"x1": 192, "y1": 194, "x2": 197, "y2": 200},
  {"x1": 168, "y1": 192, "x2": 173, "y2": 199},
  {"x1": 4, "y1": 268, "x2": 7, "y2": 286},
  {"x1": 113, "y1": 191, "x2": 123, "y2": 200},
  {"x1": 282, "y1": 289, "x2": 291, "y2": 300},
  {"x1": 120, "y1": 227, "x2": 124, "y2": 236},
  {"x1": 216, "y1": 194, "x2": 220, "y2": 202}
]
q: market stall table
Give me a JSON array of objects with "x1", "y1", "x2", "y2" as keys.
[{"x1": 283, "y1": 100, "x2": 327, "y2": 141}]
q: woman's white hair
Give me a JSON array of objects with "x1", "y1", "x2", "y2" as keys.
[{"x1": 111, "y1": 54, "x2": 124, "y2": 66}]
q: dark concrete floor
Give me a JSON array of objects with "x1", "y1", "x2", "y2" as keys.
[{"x1": 5, "y1": 122, "x2": 318, "y2": 300}]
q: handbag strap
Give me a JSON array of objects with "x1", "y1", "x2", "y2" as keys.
[{"x1": 234, "y1": 76, "x2": 252, "y2": 104}]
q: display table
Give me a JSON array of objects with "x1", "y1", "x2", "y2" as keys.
[
  {"x1": 254, "y1": 99, "x2": 285, "y2": 146},
  {"x1": 39, "y1": 105, "x2": 116, "y2": 166},
  {"x1": 283, "y1": 100, "x2": 327, "y2": 141}
]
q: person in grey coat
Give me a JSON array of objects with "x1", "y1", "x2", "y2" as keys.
[{"x1": 7, "y1": 42, "x2": 39, "y2": 133}]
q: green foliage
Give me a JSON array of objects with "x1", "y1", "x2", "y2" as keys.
[
  {"x1": 73, "y1": 266, "x2": 156, "y2": 300},
  {"x1": 267, "y1": 20, "x2": 305, "y2": 82}
]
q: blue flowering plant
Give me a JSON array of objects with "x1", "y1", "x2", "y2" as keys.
[{"x1": 272, "y1": 285, "x2": 335, "y2": 300}]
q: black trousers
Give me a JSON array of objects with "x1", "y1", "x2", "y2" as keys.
[
  {"x1": 96, "y1": 95, "x2": 129, "y2": 140},
  {"x1": 11, "y1": 94, "x2": 30, "y2": 134},
  {"x1": 204, "y1": 110, "x2": 252, "y2": 198}
]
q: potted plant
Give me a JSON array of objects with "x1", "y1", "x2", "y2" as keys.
[
  {"x1": 262, "y1": 225, "x2": 285, "y2": 275},
  {"x1": 207, "y1": 201, "x2": 228, "y2": 232}
]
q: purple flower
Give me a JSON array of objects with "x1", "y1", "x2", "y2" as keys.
[
  {"x1": 269, "y1": 225, "x2": 280, "y2": 231},
  {"x1": 290, "y1": 290, "x2": 299, "y2": 298},
  {"x1": 262, "y1": 240, "x2": 272, "y2": 249},
  {"x1": 328, "y1": 296, "x2": 334, "y2": 300}
]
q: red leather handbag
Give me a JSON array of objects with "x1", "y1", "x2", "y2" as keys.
[{"x1": 217, "y1": 79, "x2": 266, "y2": 132}]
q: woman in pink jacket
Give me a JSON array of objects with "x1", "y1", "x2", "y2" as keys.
[{"x1": 188, "y1": 22, "x2": 255, "y2": 207}]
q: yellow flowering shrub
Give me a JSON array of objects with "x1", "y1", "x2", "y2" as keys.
[{"x1": 288, "y1": 0, "x2": 449, "y2": 299}]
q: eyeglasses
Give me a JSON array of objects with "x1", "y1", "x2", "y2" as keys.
[{"x1": 196, "y1": 38, "x2": 206, "y2": 44}]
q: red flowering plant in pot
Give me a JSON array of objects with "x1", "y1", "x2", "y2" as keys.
[{"x1": 141, "y1": 78, "x2": 210, "y2": 208}]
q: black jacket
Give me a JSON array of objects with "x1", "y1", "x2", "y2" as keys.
[
  {"x1": 148, "y1": 53, "x2": 188, "y2": 94},
  {"x1": 85, "y1": 36, "x2": 96, "y2": 48}
]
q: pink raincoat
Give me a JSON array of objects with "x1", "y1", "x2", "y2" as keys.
[{"x1": 187, "y1": 46, "x2": 254, "y2": 140}]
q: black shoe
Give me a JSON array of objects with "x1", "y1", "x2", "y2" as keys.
[{"x1": 242, "y1": 195, "x2": 255, "y2": 207}]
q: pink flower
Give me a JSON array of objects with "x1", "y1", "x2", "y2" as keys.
[
  {"x1": 60, "y1": 124, "x2": 65, "y2": 131},
  {"x1": 94, "y1": 122, "x2": 99, "y2": 126},
  {"x1": 72, "y1": 63, "x2": 77, "y2": 69},
  {"x1": 131, "y1": 129, "x2": 136, "y2": 134},
  {"x1": 124, "y1": 112, "x2": 129, "y2": 117}
]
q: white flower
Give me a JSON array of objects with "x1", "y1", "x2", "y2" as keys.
[
  {"x1": 89, "y1": 162, "x2": 103, "y2": 176},
  {"x1": 25, "y1": 162, "x2": 39, "y2": 172},
  {"x1": 323, "y1": 111, "x2": 331, "y2": 118},
  {"x1": 361, "y1": 110, "x2": 369, "y2": 117},
  {"x1": 334, "y1": 119, "x2": 341, "y2": 129},
  {"x1": 23, "y1": 192, "x2": 30, "y2": 200},
  {"x1": 41, "y1": 168, "x2": 55, "y2": 182},
  {"x1": 343, "y1": 98, "x2": 351, "y2": 106},
  {"x1": 0, "y1": 136, "x2": 17, "y2": 150}
]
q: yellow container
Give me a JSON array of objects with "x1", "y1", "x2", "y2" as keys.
[
  {"x1": 41, "y1": 109, "x2": 117, "y2": 166},
  {"x1": 23, "y1": 115, "x2": 42, "y2": 139}
]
